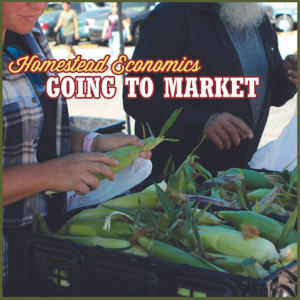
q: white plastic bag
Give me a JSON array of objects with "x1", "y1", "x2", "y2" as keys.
[
  {"x1": 249, "y1": 108, "x2": 297, "y2": 172},
  {"x1": 66, "y1": 157, "x2": 152, "y2": 212}
]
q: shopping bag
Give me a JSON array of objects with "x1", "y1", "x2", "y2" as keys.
[{"x1": 66, "y1": 157, "x2": 152, "y2": 211}]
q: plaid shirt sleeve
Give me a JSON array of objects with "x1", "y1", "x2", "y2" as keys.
[{"x1": 2, "y1": 21, "x2": 71, "y2": 289}]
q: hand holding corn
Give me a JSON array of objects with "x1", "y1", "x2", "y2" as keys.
[
  {"x1": 90, "y1": 132, "x2": 152, "y2": 159},
  {"x1": 43, "y1": 152, "x2": 120, "y2": 196}
]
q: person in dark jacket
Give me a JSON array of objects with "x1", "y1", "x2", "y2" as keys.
[{"x1": 123, "y1": 2, "x2": 297, "y2": 178}]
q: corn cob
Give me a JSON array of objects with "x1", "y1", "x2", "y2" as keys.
[
  {"x1": 93, "y1": 108, "x2": 182, "y2": 181},
  {"x1": 266, "y1": 204, "x2": 291, "y2": 217},
  {"x1": 122, "y1": 245, "x2": 150, "y2": 257},
  {"x1": 216, "y1": 210, "x2": 297, "y2": 247},
  {"x1": 218, "y1": 168, "x2": 274, "y2": 190},
  {"x1": 96, "y1": 190, "x2": 161, "y2": 211},
  {"x1": 247, "y1": 188, "x2": 297, "y2": 206},
  {"x1": 205, "y1": 252, "x2": 269, "y2": 279},
  {"x1": 55, "y1": 218, "x2": 132, "y2": 238},
  {"x1": 138, "y1": 236, "x2": 227, "y2": 272},
  {"x1": 51, "y1": 235, "x2": 131, "y2": 248},
  {"x1": 185, "y1": 225, "x2": 280, "y2": 265},
  {"x1": 279, "y1": 243, "x2": 297, "y2": 263},
  {"x1": 67, "y1": 209, "x2": 130, "y2": 223},
  {"x1": 192, "y1": 209, "x2": 222, "y2": 225},
  {"x1": 142, "y1": 181, "x2": 167, "y2": 192}
]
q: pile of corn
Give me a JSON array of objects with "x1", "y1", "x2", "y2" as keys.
[
  {"x1": 46, "y1": 179, "x2": 297, "y2": 285},
  {"x1": 192, "y1": 166, "x2": 298, "y2": 217},
  {"x1": 40, "y1": 111, "x2": 297, "y2": 285}
]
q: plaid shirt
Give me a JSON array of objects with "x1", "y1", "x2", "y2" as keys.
[{"x1": 3, "y1": 22, "x2": 71, "y2": 289}]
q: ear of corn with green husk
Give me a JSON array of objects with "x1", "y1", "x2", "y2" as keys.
[
  {"x1": 205, "y1": 252, "x2": 269, "y2": 279},
  {"x1": 266, "y1": 204, "x2": 291, "y2": 217},
  {"x1": 251, "y1": 186, "x2": 282, "y2": 213},
  {"x1": 218, "y1": 168, "x2": 274, "y2": 190},
  {"x1": 192, "y1": 209, "x2": 222, "y2": 225},
  {"x1": 142, "y1": 181, "x2": 167, "y2": 192},
  {"x1": 279, "y1": 243, "x2": 297, "y2": 263},
  {"x1": 216, "y1": 210, "x2": 297, "y2": 248},
  {"x1": 137, "y1": 236, "x2": 226, "y2": 272},
  {"x1": 201, "y1": 174, "x2": 243, "y2": 192},
  {"x1": 247, "y1": 188, "x2": 297, "y2": 206},
  {"x1": 93, "y1": 108, "x2": 182, "y2": 181},
  {"x1": 184, "y1": 225, "x2": 280, "y2": 265},
  {"x1": 95, "y1": 189, "x2": 183, "y2": 212},
  {"x1": 55, "y1": 218, "x2": 133, "y2": 238},
  {"x1": 45, "y1": 108, "x2": 182, "y2": 195},
  {"x1": 51, "y1": 234, "x2": 131, "y2": 248}
]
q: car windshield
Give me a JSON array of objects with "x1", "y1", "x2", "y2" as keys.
[{"x1": 122, "y1": 2, "x2": 147, "y2": 12}]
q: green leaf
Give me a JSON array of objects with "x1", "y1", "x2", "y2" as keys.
[
  {"x1": 183, "y1": 165, "x2": 194, "y2": 181},
  {"x1": 143, "y1": 200, "x2": 157, "y2": 230},
  {"x1": 163, "y1": 155, "x2": 173, "y2": 181},
  {"x1": 168, "y1": 174, "x2": 177, "y2": 190},
  {"x1": 264, "y1": 174, "x2": 286, "y2": 186},
  {"x1": 164, "y1": 138, "x2": 179, "y2": 142},
  {"x1": 146, "y1": 122, "x2": 155, "y2": 138},
  {"x1": 159, "y1": 108, "x2": 183, "y2": 138},
  {"x1": 197, "y1": 163, "x2": 221, "y2": 190},
  {"x1": 191, "y1": 221, "x2": 206, "y2": 259},
  {"x1": 133, "y1": 198, "x2": 142, "y2": 227},
  {"x1": 187, "y1": 135, "x2": 205, "y2": 158},
  {"x1": 32, "y1": 212, "x2": 39, "y2": 233},
  {"x1": 281, "y1": 157, "x2": 297, "y2": 172},
  {"x1": 288, "y1": 166, "x2": 297, "y2": 194},
  {"x1": 277, "y1": 206, "x2": 297, "y2": 251},
  {"x1": 141, "y1": 122, "x2": 146, "y2": 145},
  {"x1": 155, "y1": 183, "x2": 178, "y2": 222},
  {"x1": 158, "y1": 216, "x2": 170, "y2": 233},
  {"x1": 38, "y1": 213, "x2": 50, "y2": 236},
  {"x1": 170, "y1": 161, "x2": 175, "y2": 176},
  {"x1": 236, "y1": 181, "x2": 250, "y2": 210}
]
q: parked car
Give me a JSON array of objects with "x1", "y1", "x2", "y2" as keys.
[
  {"x1": 89, "y1": 2, "x2": 157, "y2": 45},
  {"x1": 39, "y1": 2, "x2": 101, "y2": 44},
  {"x1": 259, "y1": 2, "x2": 297, "y2": 31}
]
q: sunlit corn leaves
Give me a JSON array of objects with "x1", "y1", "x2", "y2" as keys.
[
  {"x1": 159, "y1": 108, "x2": 182, "y2": 138},
  {"x1": 277, "y1": 206, "x2": 297, "y2": 251}
]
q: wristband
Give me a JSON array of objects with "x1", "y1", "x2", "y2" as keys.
[{"x1": 83, "y1": 132, "x2": 101, "y2": 153}]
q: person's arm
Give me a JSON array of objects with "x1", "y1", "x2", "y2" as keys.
[
  {"x1": 54, "y1": 16, "x2": 62, "y2": 32},
  {"x1": 2, "y1": 152, "x2": 119, "y2": 206},
  {"x1": 70, "y1": 123, "x2": 151, "y2": 157},
  {"x1": 122, "y1": 18, "x2": 131, "y2": 42},
  {"x1": 102, "y1": 19, "x2": 109, "y2": 39},
  {"x1": 73, "y1": 14, "x2": 79, "y2": 40}
]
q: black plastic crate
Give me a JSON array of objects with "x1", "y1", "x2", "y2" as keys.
[{"x1": 5, "y1": 209, "x2": 298, "y2": 297}]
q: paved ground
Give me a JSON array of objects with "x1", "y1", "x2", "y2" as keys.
[{"x1": 49, "y1": 30, "x2": 297, "y2": 150}]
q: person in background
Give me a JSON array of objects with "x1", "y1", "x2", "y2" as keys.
[
  {"x1": 102, "y1": 2, "x2": 132, "y2": 61},
  {"x1": 54, "y1": 2, "x2": 79, "y2": 60},
  {"x1": 123, "y1": 2, "x2": 297, "y2": 179},
  {"x1": 2, "y1": 2, "x2": 151, "y2": 292}
]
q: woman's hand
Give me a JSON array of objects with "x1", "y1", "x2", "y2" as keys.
[
  {"x1": 44, "y1": 152, "x2": 120, "y2": 195},
  {"x1": 91, "y1": 133, "x2": 152, "y2": 159}
]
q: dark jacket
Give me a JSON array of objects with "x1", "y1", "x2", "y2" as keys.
[{"x1": 123, "y1": 3, "x2": 296, "y2": 176}]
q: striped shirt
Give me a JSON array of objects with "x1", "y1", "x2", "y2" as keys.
[{"x1": 2, "y1": 21, "x2": 71, "y2": 289}]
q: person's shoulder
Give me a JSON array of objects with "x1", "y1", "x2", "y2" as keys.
[{"x1": 71, "y1": 9, "x2": 78, "y2": 16}]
